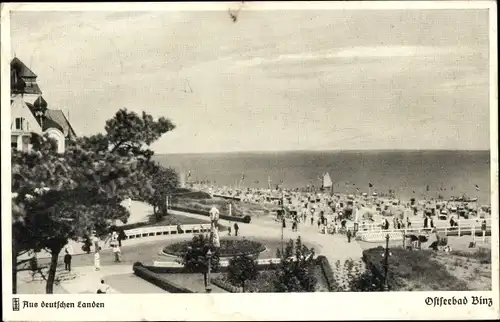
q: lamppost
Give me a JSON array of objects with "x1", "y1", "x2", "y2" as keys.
[
  {"x1": 382, "y1": 233, "x2": 391, "y2": 291},
  {"x1": 281, "y1": 191, "x2": 285, "y2": 254},
  {"x1": 206, "y1": 249, "x2": 212, "y2": 293}
]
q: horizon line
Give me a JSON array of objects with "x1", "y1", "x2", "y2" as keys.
[{"x1": 155, "y1": 148, "x2": 491, "y2": 156}]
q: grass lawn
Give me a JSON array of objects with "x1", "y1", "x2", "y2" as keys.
[
  {"x1": 363, "y1": 246, "x2": 491, "y2": 291},
  {"x1": 433, "y1": 248, "x2": 492, "y2": 291},
  {"x1": 173, "y1": 196, "x2": 275, "y2": 219},
  {"x1": 151, "y1": 213, "x2": 210, "y2": 226}
]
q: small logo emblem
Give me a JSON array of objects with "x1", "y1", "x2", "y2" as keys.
[{"x1": 13, "y1": 298, "x2": 20, "y2": 311}]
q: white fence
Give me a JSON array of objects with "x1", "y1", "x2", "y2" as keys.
[
  {"x1": 153, "y1": 257, "x2": 283, "y2": 268},
  {"x1": 356, "y1": 221, "x2": 492, "y2": 242},
  {"x1": 125, "y1": 224, "x2": 212, "y2": 240},
  {"x1": 353, "y1": 217, "x2": 491, "y2": 232}
]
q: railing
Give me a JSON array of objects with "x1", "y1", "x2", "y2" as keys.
[
  {"x1": 356, "y1": 222, "x2": 492, "y2": 242},
  {"x1": 124, "y1": 224, "x2": 212, "y2": 240},
  {"x1": 352, "y1": 217, "x2": 491, "y2": 232}
]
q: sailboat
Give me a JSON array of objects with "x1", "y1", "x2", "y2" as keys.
[{"x1": 322, "y1": 172, "x2": 333, "y2": 191}]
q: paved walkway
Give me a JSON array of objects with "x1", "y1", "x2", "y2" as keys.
[
  {"x1": 19, "y1": 201, "x2": 365, "y2": 294},
  {"x1": 168, "y1": 209, "x2": 365, "y2": 265}
]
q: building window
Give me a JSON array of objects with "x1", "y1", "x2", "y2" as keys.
[
  {"x1": 15, "y1": 118, "x2": 25, "y2": 130},
  {"x1": 11, "y1": 141, "x2": 18, "y2": 150}
]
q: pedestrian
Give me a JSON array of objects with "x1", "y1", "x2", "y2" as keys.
[
  {"x1": 228, "y1": 225, "x2": 232, "y2": 236},
  {"x1": 347, "y1": 229, "x2": 352, "y2": 243},
  {"x1": 310, "y1": 216, "x2": 314, "y2": 225},
  {"x1": 481, "y1": 219, "x2": 487, "y2": 243},
  {"x1": 317, "y1": 218, "x2": 321, "y2": 229},
  {"x1": 94, "y1": 248, "x2": 101, "y2": 271},
  {"x1": 234, "y1": 223, "x2": 239, "y2": 236},
  {"x1": 64, "y1": 249, "x2": 72, "y2": 272},
  {"x1": 423, "y1": 216, "x2": 429, "y2": 229},
  {"x1": 118, "y1": 229, "x2": 126, "y2": 247},
  {"x1": 97, "y1": 279, "x2": 111, "y2": 294},
  {"x1": 406, "y1": 217, "x2": 412, "y2": 229},
  {"x1": 30, "y1": 253, "x2": 40, "y2": 281},
  {"x1": 430, "y1": 217, "x2": 435, "y2": 228},
  {"x1": 112, "y1": 244, "x2": 121, "y2": 263}
]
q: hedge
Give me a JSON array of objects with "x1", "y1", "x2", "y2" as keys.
[
  {"x1": 315, "y1": 256, "x2": 337, "y2": 292},
  {"x1": 211, "y1": 277, "x2": 241, "y2": 293},
  {"x1": 133, "y1": 262, "x2": 194, "y2": 293},
  {"x1": 170, "y1": 205, "x2": 251, "y2": 223}
]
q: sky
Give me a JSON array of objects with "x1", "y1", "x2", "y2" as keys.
[{"x1": 10, "y1": 7, "x2": 491, "y2": 153}]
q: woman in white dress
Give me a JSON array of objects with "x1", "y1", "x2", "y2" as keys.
[{"x1": 94, "y1": 248, "x2": 101, "y2": 271}]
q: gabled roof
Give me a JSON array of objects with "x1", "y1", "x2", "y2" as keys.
[
  {"x1": 44, "y1": 109, "x2": 77, "y2": 139},
  {"x1": 11, "y1": 57, "x2": 37, "y2": 78},
  {"x1": 25, "y1": 104, "x2": 76, "y2": 139},
  {"x1": 11, "y1": 58, "x2": 42, "y2": 95}
]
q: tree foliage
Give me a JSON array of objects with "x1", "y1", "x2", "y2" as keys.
[
  {"x1": 274, "y1": 237, "x2": 317, "y2": 292},
  {"x1": 227, "y1": 254, "x2": 259, "y2": 292},
  {"x1": 180, "y1": 234, "x2": 220, "y2": 275},
  {"x1": 11, "y1": 108, "x2": 177, "y2": 293}
]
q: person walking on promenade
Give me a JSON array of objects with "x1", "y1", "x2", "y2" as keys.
[
  {"x1": 94, "y1": 248, "x2": 101, "y2": 271},
  {"x1": 97, "y1": 279, "x2": 111, "y2": 294},
  {"x1": 228, "y1": 225, "x2": 232, "y2": 236},
  {"x1": 423, "y1": 216, "x2": 429, "y2": 229},
  {"x1": 30, "y1": 253, "x2": 43, "y2": 281},
  {"x1": 64, "y1": 249, "x2": 72, "y2": 272},
  {"x1": 310, "y1": 215, "x2": 314, "y2": 225},
  {"x1": 406, "y1": 217, "x2": 412, "y2": 229},
  {"x1": 481, "y1": 219, "x2": 487, "y2": 243},
  {"x1": 430, "y1": 217, "x2": 435, "y2": 229},
  {"x1": 347, "y1": 229, "x2": 352, "y2": 243},
  {"x1": 234, "y1": 223, "x2": 239, "y2": 236}
]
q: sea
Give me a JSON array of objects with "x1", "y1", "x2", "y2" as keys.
[{"x1": 154, "y1": 150, "x2": 492, "y2": 204}]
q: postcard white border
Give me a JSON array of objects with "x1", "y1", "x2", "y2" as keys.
[{"x1": 2, "y1": 1, "x2": 498, "y2": 321}]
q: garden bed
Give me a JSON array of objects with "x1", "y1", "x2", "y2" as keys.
[{"x1": 163, "y1": 238, "x2": 266, "y2": 258}]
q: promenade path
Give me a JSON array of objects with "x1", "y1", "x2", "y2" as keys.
[
  {"x1": 168, "y1": 209, "x2": 365, "y2": 264},
  {"x1": 19, "y1": 201, "x2": 364, "y2": 294}
]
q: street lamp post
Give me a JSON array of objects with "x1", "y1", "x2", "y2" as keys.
[
  {"x1": 281, "y1": 192, "x2": 285, "y2": 254},
  {"x1": 383, "y1": 233, "x2": 390, "y2": 291},
  {"x1": 206, "y1": 249, "x2": 212, "y2": 293}
]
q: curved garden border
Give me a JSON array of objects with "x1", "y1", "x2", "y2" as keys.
[{"x1": 162, "y1": 238, "x2": 267, "y2": 259}]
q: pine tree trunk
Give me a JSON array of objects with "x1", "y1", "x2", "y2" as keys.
[
  {"x1": 46, "y1": 246, "x2": 62, "y2": 294},
  {"x1": 12, "y1": 248, "x2": 18, "y2": 294}
]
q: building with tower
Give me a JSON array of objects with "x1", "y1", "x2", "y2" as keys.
[{"x1": 10, "y1": 57, "x2": 76, "y2": 153}]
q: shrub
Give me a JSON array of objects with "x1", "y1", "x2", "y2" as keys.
[
  {"x1": 227, "y1": 254, "x2": 259, "y2": 292},
  {"x1": 315, "y1": 256, "x2": 339, "y2": 291},
  {"x1": 211, "y1": 276, "x2": 241, "y2": 293},
  {"x1": 438, "y1": 237, "x2": 448, "y2": 247}
]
